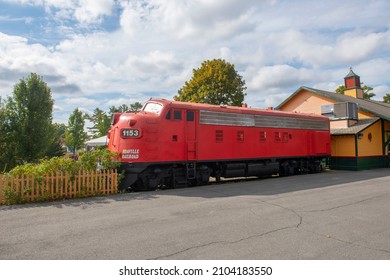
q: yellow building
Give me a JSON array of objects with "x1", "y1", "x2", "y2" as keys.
[{"x1": 277, "y1": 68, "x2": 390, "y2": 170}]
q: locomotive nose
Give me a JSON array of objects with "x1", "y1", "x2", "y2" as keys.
[{"x1": 129, "y1": 119, "x2": 137, "y2": 126}]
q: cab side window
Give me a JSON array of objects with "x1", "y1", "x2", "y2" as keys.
[
  {"x1": 186, "y1": 111, "x2": 194, "y2": 121},
  {"x1": 174, "y1": 110, "x2": 182, "y2": 120},
  {"x1": 165, "y1": 109, "x2": 171, "y2": 120}
]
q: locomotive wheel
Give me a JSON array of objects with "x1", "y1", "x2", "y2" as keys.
[{"x1": 191, "y1": 165, "x2": 210, "y2": 186}]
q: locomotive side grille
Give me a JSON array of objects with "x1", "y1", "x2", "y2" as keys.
[
  {"x1": 200, "y1": 110, "x2": 329, "y2": 130},
  {"x1": 254, "y1": 115, "x2": 329, "y2": 130},
  {"x1": 200, "y1": 110, "x2": 255, "y2": 126}
]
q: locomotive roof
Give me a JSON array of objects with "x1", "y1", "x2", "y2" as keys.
[{"x1": 146, "y1": 98, "x2": 327, "y2": 120}]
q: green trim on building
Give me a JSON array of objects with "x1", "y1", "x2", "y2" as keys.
[
  {"x1": 330, "y1": 157, "x2": 357, "y2": 170},
  {"x1": 330, "y1": 156, "x2": 387, "y2": 171},
  {"x1": 382, "y1": 119, "x2": 386, "y2": 155},
  {"x1": 354, "y1": 135, "x2": 358, "y2": 156}
]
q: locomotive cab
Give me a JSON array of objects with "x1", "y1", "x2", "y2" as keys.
[{"x1": 107, "y1": 99, "x2": 196, "y2": 190}]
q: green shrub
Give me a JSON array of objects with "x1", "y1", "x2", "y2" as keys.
[
  {"x1": 3, "y1": 187, "x2": 26, "y2": 205},
  {"x1": 8, "y1": 148, "x2": 119, "y2": 177}
]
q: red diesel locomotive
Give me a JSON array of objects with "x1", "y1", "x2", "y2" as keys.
[{"x1": 108, "y1": 99, "x2": 331, "y2": 191}]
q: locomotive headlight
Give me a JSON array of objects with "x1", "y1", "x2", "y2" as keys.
[{"x1": 121, "y1": 129, "x2": 141, "y2": 138}]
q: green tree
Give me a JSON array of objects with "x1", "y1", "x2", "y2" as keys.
[
  {"x1": 0, "y1": 97, "x2": 13, "y2": 171},
  {"x1": 335, "y1": 85, "x2": 345, "y2": 94},
  {"x1": 109, "y1": 104, "x2": 130, "y2": 113},
  {"x1": 109, "y1": 102, "x2": 143, "y2": 114},
  {"x1": 383, "y1": 93, "x2": 390, "y2": 104},
  {"x1": 65, "y1": 108, "x2": 87, "y2": 155},
  {"x1": 174, "y1": 59, "x2": 247, "y2": 106},
  {"x1": 86, "y1": 108, "x2": 111, "y2": 138},
  {"x1": 46, "y1": 123, "x2": 66, "y2": 157},
  {"x1": 129, "y1": 102, "x2": 143, "y2": 112},
  {"x1": 7, "y1": 73, "x2": 54, "y2": 163},
  {"x1": 362, "y1": 85, "x2": 375, "y2": 100}
]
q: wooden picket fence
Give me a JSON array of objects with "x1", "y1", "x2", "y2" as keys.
[{"x1": 0, "y1": 170, "x2": 118, "y2": 205}]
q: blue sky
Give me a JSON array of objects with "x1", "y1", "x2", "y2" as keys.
[{"x1": 1, "y1": 0, "x2": 390, "y2": 124}]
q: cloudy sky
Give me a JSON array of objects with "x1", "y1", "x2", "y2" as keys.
[{"x1": 1, "y1": 0, "x2": 389, "y2": 124}]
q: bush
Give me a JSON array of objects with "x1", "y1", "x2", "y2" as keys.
[{"x1": 8, "y1": 148, "x2": 119, "y2": 177}]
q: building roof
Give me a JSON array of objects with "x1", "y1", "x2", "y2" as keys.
[
  {"x1": 331, "y1": 118, "x2": 380, "y2": 135},
  {"x1": 277, "y1": 86, "x2": 390, "y2": 121},
  {"x1": 85, "y1": 136, "x2": 107, "y2": 147}
]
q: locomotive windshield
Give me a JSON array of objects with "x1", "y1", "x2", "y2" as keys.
[{"x1": 143, "y1": 102, "x2": 163, "y2": 114}]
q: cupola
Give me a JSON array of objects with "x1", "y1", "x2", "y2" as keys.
[{"x1": 343, "y1": 67, "x2": 363, "y2": 99}]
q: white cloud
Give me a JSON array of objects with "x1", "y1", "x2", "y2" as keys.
[
  {"x1": 248, "y1": 65, "x2": 315, "y2": 91},
  {"x1": 64, "y1": 97, "x2": 100, "y2": 107},
  {"x1": 1, "y1": 0, "x2": 390, "y2": 123},
  {"x1": 74, "y1": 0, "x2": 114, "y2": 24}
]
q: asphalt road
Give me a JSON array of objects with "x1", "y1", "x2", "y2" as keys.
[{"x1": 1, "y1": 169, "x2": 390, "y2": 260}]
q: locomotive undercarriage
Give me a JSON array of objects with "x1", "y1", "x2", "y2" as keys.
[{"x1": 118, "y1": 157, "x2": 326, "y2": 191}]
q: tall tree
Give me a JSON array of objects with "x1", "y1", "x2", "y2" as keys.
[
  {"x1": 109, "y1": 102, "x2": 143, "y2": 114},
  {"x1": 46, "y1": 123, "x2": 67, "y2": 157},
  {"x1": 7, "y1": 73, "x2": 54, "y2": 163},
  {"x1": 174, "y1": 59, "x2": 247, "y2": 106},
  {"x1": 362, "y1": 85, "x2": 376, "y2": 100},
  {"x1": 109, "y1": 104, "x2": 130, "y2": 113},
  {"x1": 86, "y1": 108, "x2": 111, "y2": 138},
  {"x1": 0, "y1": 97, "x2": 14, "y2": 171},
  {"x1": 383, "y1": 93, "x2": 390, "y2": 104},
  {"x1": 129, "y1": 102, "x2": 143, "y2": 112},
  {"x1": 65, "y1": 108, "x2": 87, "y2": 155}
]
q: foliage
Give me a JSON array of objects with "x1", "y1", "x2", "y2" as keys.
[
  {"x1": 46, "y1": 123, "x2": 66, "y2": 158},
  {"x1": 129, "y1": 102, "x2": 143, "y2": 112},
  {"x1": 335, "y1": 85, "x2": 345, "y2": 94},
  {"x1": 8, "y1": 148, "x2": 119, "y2": 177},
  {"x1": 85, "y1": 108, "x2": 111, "y2": 138},
  {"x1": 109, "y1": 102, "x2": 143, "y2": 113},
  {"x1": 86, "y1": 102, "x2": 144, "y2": 138},
  {"x1": 383, "y1": 93, "x2": 390, "y2": 104},
  {"x1": 2, "y1": 149, "x2": 119, "y2": 205},
  {"x1": 362, "y1": 85, "x2": 375, "y2": 100},
  {"x1": 65, "y1": 108, "x2": 87, "y2": 155},
  {"x1": 0, "y1": 97, "x2": 13, "y2": 172},
  {"x1": 2, "y1": 187, "x2": 26, "y2": 205},
  {"x1": 174, "y1": 59, "x2": 247, "y2": 106},
  {"x1": 5, "y1": 73, "x2": 55, "y2": 164},
  {"x1": 77, "y1": 148, "x2": 120, "y2": 171}
]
